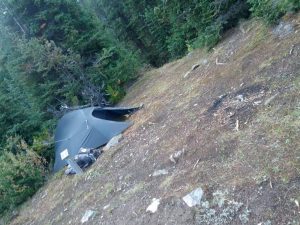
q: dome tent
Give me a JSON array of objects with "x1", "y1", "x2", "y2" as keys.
[{"x1": 53, "y1": 106, "x2": 140, "y2": 172}]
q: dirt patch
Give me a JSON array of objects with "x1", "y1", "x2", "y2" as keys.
[{"x1": 206, "y1": 84, "x2": 267, "y2": 130}]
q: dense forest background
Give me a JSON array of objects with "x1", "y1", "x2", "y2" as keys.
[{"x1": 0, "y1": 0, "x2": 299, "y2": 216}]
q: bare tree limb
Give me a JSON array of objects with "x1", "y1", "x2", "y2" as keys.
[{"x1": 0, "y1": 2, "x2": 27, "y2": 36}]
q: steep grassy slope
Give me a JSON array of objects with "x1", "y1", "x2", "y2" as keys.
[{"x1": 8, "y1": 14, "x2": 300, "y2": 225}]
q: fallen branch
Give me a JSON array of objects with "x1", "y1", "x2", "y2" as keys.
[
  {"x1": 216, "y1": 57, "x2": 226, "y2": 65},
  {"x1": 183, "y1": 64, "x2": 200, "y2": 78},
  {"x1": 193, "y1": 158, "x2": 200, "y2": 169},
  {"x1": 290, "y1": 45, "x2": 295, "y2": 55},
  {"x1": 234, "y1": 119, "x2": 239, "y2": 132}
]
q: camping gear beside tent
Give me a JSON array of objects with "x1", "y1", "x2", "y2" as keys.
[
  {"x1": 54, "y1": 106, "x2": 141, "y2": 172},
  {"x1": 64, "y1": 147, "x2": 102, "y2": 175}
]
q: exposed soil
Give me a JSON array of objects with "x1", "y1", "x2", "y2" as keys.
[{"x1": 7, "y1": 14, "x2": 300, "y2": 225}]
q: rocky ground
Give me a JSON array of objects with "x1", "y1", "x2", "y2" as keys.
[{"x1": 8, "y1": 14, "x2": 300, "y2": 225}]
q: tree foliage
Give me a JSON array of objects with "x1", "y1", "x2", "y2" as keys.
[
  {"x1": 0, "y1": 137, "x2": 45, "y2": 213},
  {"x1": 84, "y1": 0, "x2": 250, "y2": 66},
  {"x1": 1, "y1": 0, "x2": 141, "y2": 107},
  {"x1": 248, "y1": 0, "x2": 300, "y2": 23},
  {"x1": 0, "y1": 28, "x2": 43, "y2": 147}
]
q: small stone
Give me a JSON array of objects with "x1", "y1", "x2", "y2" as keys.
[
  {"x1": 153, "y1": 169, "x2": 168, "y2": 177},
  {"x1": 200, "y1": 59, "x2": 208, "y2": 65},
  {"x1": 182, "y1": 187, "x2": 203, "y2": 207},
  {"x1": 103, "y1": 134, "x2": 123, "y2": 151},
  {"x1": 146, "y1": 198, "x2": 160, "y2": 213},
  {"x1": 253, "y1": 101, "x2": 262, "y2": 105},
  {"x1": 257, "y1": 220, "x2": 272, "y2": 225},
  {"x1": 236, "y1": 95, "x2": 244, "y2": 102},
  {"x1": 169, "y1": 149, "x2": 185, "y2": 164},
  {"x1": 81, "y1": 210, "x2": 96, "y2": 224},
  {"x1": 103, "y1": 204, "x2": 110, "y2": 210},
  {"x1": 201, "y1": 201, "x2": 210, "y2": 209},
  {"x1": 272, "y1": 22, "x2": 294, "y2": 39}
]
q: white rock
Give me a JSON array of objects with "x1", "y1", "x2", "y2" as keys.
[
  {"x1": 236, "y1": 95, "x2": 244, "y2": 102},
  {"x1": 169, "y1": 149, "x2": 185, "y2": 164},
  {"x1": 200, "y1": 59, "x2": 208, "y2": 65},
  {"x1": 103, "y1": 134, "x2": 123, "y2": 151},
  {"x1": 182, "y1": 188, "x2": 203, "y2": 207},
  {"x1": 103, "y1": 204, "x2": 110, "y2": 210},
  {"x1": 153, "y1": 169, "x2": 168, "y2": 177},
  {"x1": 257, "y1": 220, "x2": 271, "y2": 225},
  {"x1": 272, "y1": 22, "x2": 294, "y2": 39},
  {"x1": 81, "y1": 210, "x2": 96, "y2": 223},
  {"x1": 253, "y1": 101, "x2": 262, "y2": 105},
  {"x1": 146, "y1": 198, "x2": 160, "y2": 213}
]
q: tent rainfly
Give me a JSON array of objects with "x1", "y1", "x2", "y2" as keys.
[{"x1": 53, "y1": 106, "x2": 141, "y2": 172}]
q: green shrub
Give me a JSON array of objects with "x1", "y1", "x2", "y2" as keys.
[
  {"x1": 248, "y1": 0, "x2": 300, "y2": 23},
  {"x1": 0, "y1": 137, "x2": 45, "y2": 213},
  {"x1": 106, "y1": 85, "x2": 125, "y2": 104},
  {"x1": 31, "y1": 130, "x2": 55, "y2": 167},
  {"x1": 191, "y1": 22, "x2": 222, "y2": 50},
  {"x1": 166, "y1": 29, "x2": 189, "y2": 59}
]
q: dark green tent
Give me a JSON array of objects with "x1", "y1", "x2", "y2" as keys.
[{"x1": 54, "y1": 106, "x2": 140, "y2": 172}]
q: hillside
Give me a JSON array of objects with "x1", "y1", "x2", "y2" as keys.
[{"x1": 8, "y1": 14, "x2": 300, "y2": 225}]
